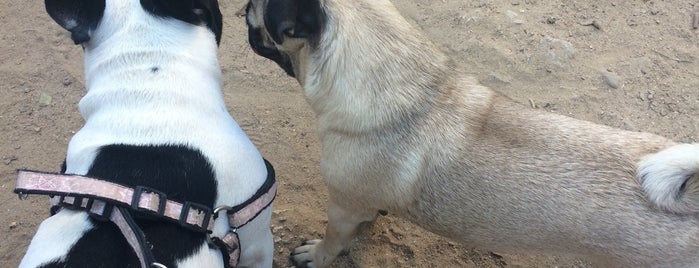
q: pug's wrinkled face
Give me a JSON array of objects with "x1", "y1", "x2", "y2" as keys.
[{"x1": 244, "y1": 0, "x2": 325, "y2": 78}]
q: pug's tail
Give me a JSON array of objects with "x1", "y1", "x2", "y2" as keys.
[{"x1": 638, "y1": 144, "x2": 699, "y2": 214}]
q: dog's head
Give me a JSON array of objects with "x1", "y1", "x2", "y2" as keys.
[
  {"x1": 45, "y1": 0, "x2": 223, "y2": 46},
  {"x1": 244, "y1": 0, "x2": 325, "y2": 78}
]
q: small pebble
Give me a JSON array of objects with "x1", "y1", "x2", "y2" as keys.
[
  {"x1": 4, "y1": 156, "x2": 17, "y2": 165},
  {"x1": 39, "y1": 93, "x2": 52, "y2": 106},
  {"x1": 9, "y1": 222, "x2": 18, "y2": 229},
  {"x1": 506, "y1": 10, "x2": 524, "y2": 25},
  {"x1": 601, "y1": 71, "x2": 621, "y2": 89},
  {"x1": 62, "y1": 78, "x2": 72, "y2": 86}
]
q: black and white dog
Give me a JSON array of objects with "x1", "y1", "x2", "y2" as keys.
[{"x1": 17, "y1": 0, "x2": 274, "y2": 267}]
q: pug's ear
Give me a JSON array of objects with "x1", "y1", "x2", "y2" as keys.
[
  {"x1": 264, "y1": 0, "x2": 324, "y2": 44},
  {"x1": 45, "y1": 0, "x2": 106, "y2": 44}
]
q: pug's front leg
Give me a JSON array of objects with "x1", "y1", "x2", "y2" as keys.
[{"x1": 291, "y1": 198, "x2": 377, "y2": 268}]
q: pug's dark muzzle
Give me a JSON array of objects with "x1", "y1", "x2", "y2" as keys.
[
  {"x1": 245, "y1": 12, "x2": 295, "y2": 77},
  {"x1": 247, "y1": 27, "x2": 295, "y2": 77}
]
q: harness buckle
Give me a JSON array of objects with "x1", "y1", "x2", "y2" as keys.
[
  {"x1": 59, "y1": 195, "x2": 84, "y2": 210},
  {"x1": 88, "y1": 201, "x2": 115, "y2": 221},
  {"x1": 179, "y1": 201, "x2": 212, "y2": 233},
  {"x1": 131, "y1": 186, "x2": 167, "y2": 216}
]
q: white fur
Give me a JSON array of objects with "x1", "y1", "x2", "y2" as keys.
[
  {"x1": 22, "y1": 0, "x2": 272, "y2": 266},
  {"x1": 236, "y1": 206, "x2": 274, "y2": 268},
  {"x1": 175, "y1": 243, "x2": 225, "y2": 268},
  {"x1": 639, "y1": 143, "x2": 699, "y2": 213},
  {"x1": 19, "y1": 210, "x2": 94, "y2": 268}
]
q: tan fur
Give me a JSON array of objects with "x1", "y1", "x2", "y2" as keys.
[{"x1": 246, "y1": 0, "x2": 699, "y2": 267}]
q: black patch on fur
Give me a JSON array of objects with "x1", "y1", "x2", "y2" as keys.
[
  {"x1": 44, "y1": 144, "x2": 218, "y2": 267},
  {"x1": 263, "y1": 0, "x2": 325, "y2": 45},
  {"x1": 45, "y1": 0, "x2": 106, "y2": 44},
  {"x1": 151, "y1": 66, "x2": 160, "y2": 73},
  {"x1": 140, "y1": 0, "x2": 223, "y2": 45},
  {"x1": 39, "y1": 222, "x2": 139, "y2": 268}
]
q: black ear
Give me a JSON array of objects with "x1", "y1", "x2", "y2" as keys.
[
  {"x1": 140, "y1": 0, "x2": 223, "y2": 45},
  {"x1": 45, "y1": 0, "x2": 106, "y2": 44},
  {"x1": 264, "y1": 0, "x2": 324, "y2": 44}
]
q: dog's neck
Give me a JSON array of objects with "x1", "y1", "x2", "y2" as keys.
[
  {"x1": 79, "y1": 0, "x2": 222, "y2": 121},
  {"x1": 302, "y1": 0, "x2": 452, "y2": 134},
  {"x1": 65, "y1": 0, "x2": 228, "y2": 177}
]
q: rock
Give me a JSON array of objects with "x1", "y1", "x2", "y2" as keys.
[
  {"x1": 506, "y1": 10, "x2": 524, "y2": 25},
  {"x1": 484, "y1": 73, "x2": 511, "y2": 85},
  {"x1": 39, "y1": 92, "x2": 52, "y2": 106},
  {"x1": 62, "y1": 78, "x2": 72, "y2": 86},
  {"x1": 538, "y1": 36, "x2": 575, "y2": 68},
  {"x1": 9, "y1": 222, "x2": 17, "y2": 229},
  {"x1": 601, "y1": 71, "x2": 621, "y2": 89},
  {"x1": 4, "y1": 155, "x2": 17, "y2": 165}
]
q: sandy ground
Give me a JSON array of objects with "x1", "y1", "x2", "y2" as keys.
[{"x1": 1, "y1": 0, "x2": 697, "y2": 267}]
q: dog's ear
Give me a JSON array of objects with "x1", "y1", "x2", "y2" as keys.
[
  {"x1": 264, "y1": 0, "x2": 324, "y2": 44},
  {"x1": 140, "y1": 0, "x2": 223, "y2": 45},
  {"x1": 45, "y1": 0, "x2": 106, "y2": 44}
]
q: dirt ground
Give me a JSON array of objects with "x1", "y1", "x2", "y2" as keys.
[{"x1": 1, "y1": 0, "x2": 697, "y2": 267}]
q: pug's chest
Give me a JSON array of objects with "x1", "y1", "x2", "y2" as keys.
[{"x1": 319, "y1": 136, "x2": 423, "y2": 210}]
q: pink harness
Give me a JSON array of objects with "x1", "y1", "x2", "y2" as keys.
[{"x1": 15, "y1": 161, "x2": 276, "y2": 268}]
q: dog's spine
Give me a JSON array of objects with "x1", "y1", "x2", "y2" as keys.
[{"x1": 638, "y1": 144, "x2": 699, "y2": 214}]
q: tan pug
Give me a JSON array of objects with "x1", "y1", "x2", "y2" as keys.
[{"x1": 244, "y1": 0, "x2": 699, "y2": 267}]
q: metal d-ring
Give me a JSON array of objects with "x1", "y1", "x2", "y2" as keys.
[
  {"x1": 207, "y1": 205, "x2": 233, "y2": 245},
  {"x1": 213, "y1": 205, "x2": 233, "y2": 218},
  {"x1": 151, "y1": 262, "x2": 167, "y2": 268},
  {"x1": 17, "y1": 192, "x2": 28, "y2": 200}
]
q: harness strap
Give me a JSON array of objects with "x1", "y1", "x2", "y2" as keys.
[
  {"x1": 56, "y1": 197, "x2": 162, "y2": 268},
  {"x1": 218, "y1": 182, "x2": 276, "y2": 267},
  {"x1": 111, "y1": 207, "x2": 160, "y2": 268},
  {"x1": 15, "y1": 170, "x2": 214, "y2": 233},
  {"x1": 217, "y1": 159, "x2": 277, "y2": 267},
  {"x1": 14, "y1": 159, "x2": 278, "y2": 268}
]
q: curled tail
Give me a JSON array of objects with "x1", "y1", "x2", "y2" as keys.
[{"x1": 638, "y1": 144, "x2": 699, "y2": 214}]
